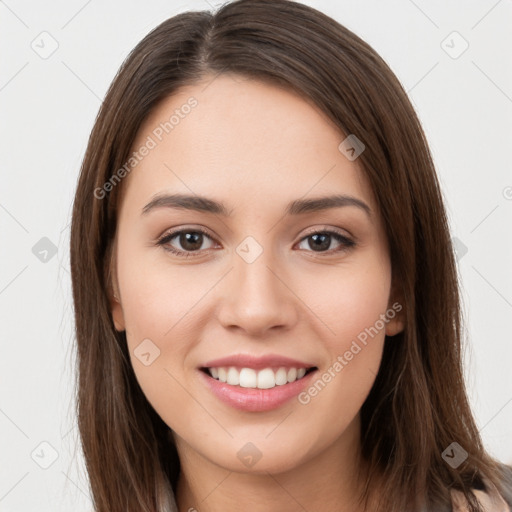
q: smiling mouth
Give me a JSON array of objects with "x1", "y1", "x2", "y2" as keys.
[{"x1": 200, "y1": 366, "x2": 318, "y2": 390}]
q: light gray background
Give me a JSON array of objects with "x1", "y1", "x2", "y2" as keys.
[{"x1": 1, "y1": 0, "x2": 511, "y2": 510}]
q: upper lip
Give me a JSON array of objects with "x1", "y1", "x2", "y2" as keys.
[{"x1": 201, "y1": 353, "x2": 316, "y2": 370}]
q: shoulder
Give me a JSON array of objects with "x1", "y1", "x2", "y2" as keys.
[
  {"x1": 451, "y1": 463, "x2": 512, "y2": 512},
  {"x1": 451, "y1": 487, "x2": 510, "y2": 511},
  {"x1": 450, "y1": 465, "x2": 512, "y2": 512}
]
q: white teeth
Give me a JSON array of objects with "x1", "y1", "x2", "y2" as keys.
[
  {"x1": 217, "y1": 367, "x2": 227, "y2": 382},
  {"x1": 275, "y1": 367, "x2": 288, "y2": 386},
  {"x1": 257, "y1": 368, "x2": 275, "y2": 389},
  {"x1": 239, "y1": 368, "x2": 257, "y2": 388},
  {"x1": 287, "y1": 367, "x2": 297, "y2": 383},
  {"x1": 226, "y1": 367, "x2": 240, "y2": 385},
  {"x1": 207, "y1": 366, "x2": 311, "y2": 389}
]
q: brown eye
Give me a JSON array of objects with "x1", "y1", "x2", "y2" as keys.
[
  {"x1": 157, "y1": 228, "x2": 217, "y2": 256},
  {"x1": 176, "y1": 232, "x2": 204, "y2": 251},
  {"x1": 297, "y1": 231, "x2": 355, "y2": 253}
]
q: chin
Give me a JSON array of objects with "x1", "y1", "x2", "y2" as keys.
[{"x1": 191, "y1": 432, "x2": 316, "y2": 475}]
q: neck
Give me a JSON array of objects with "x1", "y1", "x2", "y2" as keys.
[{"x1": 174, "y1": 416, "x2": 377, "y2": 512}]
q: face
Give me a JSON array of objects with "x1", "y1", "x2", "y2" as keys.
[{"x1": 110, "y1": 73, "x2": 403, "y2": 475}]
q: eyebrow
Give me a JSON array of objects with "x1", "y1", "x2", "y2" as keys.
[{"x1": 142, "y1": 193, "x2": 371, "y2": 218}]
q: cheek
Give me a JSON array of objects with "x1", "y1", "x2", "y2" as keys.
[
  {"x1": 116, "y1": 245, "x2": 221, "y2": 416},
  {"x1": 303, "y1": 253, "x2": 392, "y2": 353},
  {"x1": 117, "y1": 230, "x2": 216, "y2": 345},
  {"x1": 119, "y1": 267, "x2": 204, "y2": 424},
  {"x1": 294, "y1": 256, "x2": 391, "y2": 413}
]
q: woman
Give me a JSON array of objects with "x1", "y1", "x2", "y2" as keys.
[{"x1": 69, "y1": 0, "x2": 512, "y2": 511}]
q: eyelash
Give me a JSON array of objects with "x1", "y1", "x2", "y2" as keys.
[{"x1": 156, "y1": 226, "x2": 356, "y2": 258}]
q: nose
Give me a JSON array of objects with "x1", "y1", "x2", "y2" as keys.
[{"x1": 215, "y1": 250, "x2": 299, "y2": 337}]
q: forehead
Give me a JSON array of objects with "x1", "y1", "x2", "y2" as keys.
[{"x1": 120, "y1": 73, "x2": 375, "y2": 215}]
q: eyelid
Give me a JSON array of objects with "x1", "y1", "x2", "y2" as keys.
[
  {"x1": 156, "y1": 225, "x2": 213, "y2": 242},
  {"x1": 299, "y1": 224, "x2": 353, "y2": 240}
]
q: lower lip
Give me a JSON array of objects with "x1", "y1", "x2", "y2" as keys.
[{"x1": 198, "y1": 369, "x2": 317, "y2": 412}]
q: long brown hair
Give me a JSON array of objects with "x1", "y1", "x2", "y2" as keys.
[{"x1": 69, "y1": 1, "x2": 511, "y2": 510}]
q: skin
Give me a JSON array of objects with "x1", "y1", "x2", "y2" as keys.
[{"x1": 110, "y1": 73, "x2": 404, "y2": 512}]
